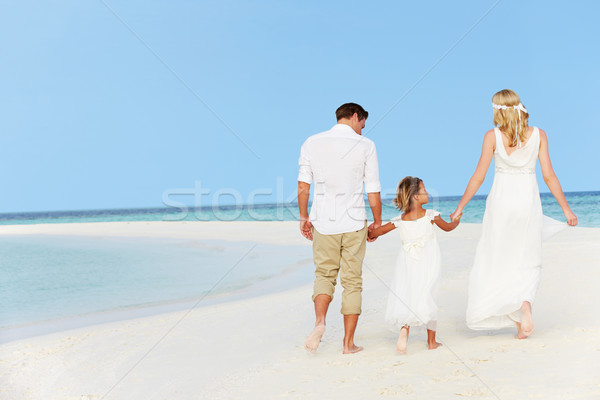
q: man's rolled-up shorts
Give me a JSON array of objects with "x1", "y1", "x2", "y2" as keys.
[{"x1": 311, "y1": 222, "x2": 367, "y2": 315}]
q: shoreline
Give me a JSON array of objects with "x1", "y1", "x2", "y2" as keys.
[
  {"x1": 0, "y1": 273, "x2": 313, "y2": 345},
  {"x1": 0, "y1": 222, "x2": 315, "y2": 343},
  {"x1": 1, "y1": 221, "x2": 599, "y2": 399},
  {"x1": 0, "y1": 220, "x2": 311, "y2": 246}
]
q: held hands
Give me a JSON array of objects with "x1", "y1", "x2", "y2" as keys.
[
  {"x1": 300, "y1": 218, "x2": 313, "y2": 241},
  {"x1": 367, "y1": 221, "x2": 381, "y2": 242},
  {"x1": 451, "y1": 213, "x2": 462, "y2": 229},
  {"x1": 450, "y1": 209, "x2": 463, "y2": 222}
]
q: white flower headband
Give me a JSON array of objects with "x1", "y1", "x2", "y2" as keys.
[
  {"x1": 492, "y1": 103, "x2": 527, "y2": 113},
  {"x1": 492, "y1": 102, "x2": 528, "y2": 146}
]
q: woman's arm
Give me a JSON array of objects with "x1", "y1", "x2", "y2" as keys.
[
  {"x1": 538, "y1": 129, "x2": 578, "y2": 226},
  {"x1": 433, "y1": 215, "x2": 460, "y2": 232},
  {"x1": 450, "y1": 130, "x2": 496, "y2": 221},
  {"x1": 368, "y1": 222, "x2": 396, "y2": 240}
]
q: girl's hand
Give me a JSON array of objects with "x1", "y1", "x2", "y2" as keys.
[
  {"x1": 450, "y1": 209, "x2": 463, "y2": 222},
  {"x1": 453, "y1": 214, "x2": 462, "y2": 226},
  {"x1": 563, "y1": 209, "x2": 578, "y2": 226},
  {"x1": 367, "y1": 221, "x2": 380, "y2": 242}
]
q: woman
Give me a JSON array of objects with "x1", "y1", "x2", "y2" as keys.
[{"x1": 450, "y1": 89, "x2": 577, "y2": 338}]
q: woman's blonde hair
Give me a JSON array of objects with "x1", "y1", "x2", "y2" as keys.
[
  {"x1": 492, "y1": 89, "x2": 529, "y2": 147},
  {"x1": 393, "y1": 176, "x2": 422, "y2": 212}
]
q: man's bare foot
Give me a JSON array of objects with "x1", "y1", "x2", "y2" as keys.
[
  {"x1": 519, "y1": 301, "x2": 534, "y2": 338},
  {"x1": 304, "y1": 324, "x2": 325, "y2": 353},
  {"x1": 343, "y1": 345, "x2": 364, "y2": 354},
  {"x1": 396, "y1": 326, "x2": 409, "y2": 354},
  {"x1": 428, "y1": 341, "x2": 443, "y2": 350}
]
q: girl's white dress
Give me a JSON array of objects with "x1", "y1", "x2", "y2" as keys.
[
  {"x1": 385, "y1": 209, "x2": 441, "y2": 331},
  {"x1": 466, "y1": 127, "x2": 564, "y2": 330}
]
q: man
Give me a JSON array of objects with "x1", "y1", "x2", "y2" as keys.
[{"x1": 298, "y1": 102, "x2": 382, "y2": 354}]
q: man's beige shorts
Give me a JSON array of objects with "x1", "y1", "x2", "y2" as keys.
[{"x1": 312, "y1": 223, "x2": 367, "y2": 315}]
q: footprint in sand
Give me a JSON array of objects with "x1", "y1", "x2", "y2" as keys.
[{"x1": 455, "y1": 387, "x2": 489, "y2": 397}]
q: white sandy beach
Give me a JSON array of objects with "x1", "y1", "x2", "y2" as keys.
[{"x1": 1, "y1": 221, "x2": 599, "y2": 399}]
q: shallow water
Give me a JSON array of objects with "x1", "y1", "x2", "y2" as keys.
[{"x1": 0, "y1": 235, "x2": 313, "y2": 334}]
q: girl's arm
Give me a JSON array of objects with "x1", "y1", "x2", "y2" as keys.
[
  {"x1": 368, "y1": 222, "x2": 396, "y2": 240},
  {"x1": 433, "y1": 215, "x2": 460, "y2": 232},
  {"x1": 538, "y1": 129, "x2": 578, "y2": 226},
  {"x1": 450, "y1": 130, "x2": 496, "y2": 221}
]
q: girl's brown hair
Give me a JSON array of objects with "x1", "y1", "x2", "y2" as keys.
[{"x1": 393, "y1": 176, "x2": 422, "y2": 212}]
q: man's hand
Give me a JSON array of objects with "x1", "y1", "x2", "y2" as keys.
[
  {"x1": 298, "y1": 182, "x2": 312, "y2": 240},
  {"x1": 367, "y1": 221, "x2": 381, "y2": 242},
  {"x1": 300, "y1": 218, "x2": 314, "y2": 241}
]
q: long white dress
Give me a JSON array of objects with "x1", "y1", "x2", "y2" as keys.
[
  {"x1": 385, "y1": 209, "x2": 441, "y2": 331},
  {"x1": 466, "y1": 127, "x2": 563, "y2": 330}
]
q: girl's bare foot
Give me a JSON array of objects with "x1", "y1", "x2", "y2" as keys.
[
  {"x1": 428, "y1": 341, "x2": 443, "y2": 350},
  {"x1": 305, "y1": 324, "x2": 325, "y2": 353},
  {"x1": 426, "y1": 328, "x2": 442, "y2": 349},
  {"x1": 343, "y1": 345, "x2": 364, "y2": 354},
  {"x1": 396, "y1": 326, "x2": 409, "y2": 354}
]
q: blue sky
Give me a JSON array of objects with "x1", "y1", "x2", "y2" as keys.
[{"x1": 1, "y1": 0, "x2": 598, "y2": 213}]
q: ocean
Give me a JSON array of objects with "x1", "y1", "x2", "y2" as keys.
[
  {"x1": 1, "y1": 191, "x2": 598, "y2": 340},
  {"x1": 1, "y1": 191, "x2": 599, "y2": 227},
  {"x1": 0, "y1": 235, "x2": 313, "y2": 339}
]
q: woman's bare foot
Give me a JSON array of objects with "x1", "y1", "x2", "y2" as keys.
[
  {"x1": 515, "y1": 322, "x2": 527, "y2": 339},
  {"x1": 518, "y1": 301, "x2": 534, "y2": 338},
  {"x1": 343, "y1": 345, "x2": 364, "y2": 354},
  {"x1": 304, "y1": 324, "x2": 325, "y2": 353},
  {"x1": 396, "y1": 326, "x2": 409, "y2": 354}
]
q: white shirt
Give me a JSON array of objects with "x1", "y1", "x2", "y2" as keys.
[{"x1": 298, "y1": 124, "x2": 381, "y2": 235}]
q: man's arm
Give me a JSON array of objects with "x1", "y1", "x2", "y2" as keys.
[
  {"x1": 364, "y1": 141, "x2": 382, "y2": 242},
  {"x1": 298, "y1": 139, "x2": 314, "y2": 240},
  {"x1": 298, "y1": 181, "x2": 313, "y2": 240},
  {"x1": 367, "y1": 192, "x2": 382, "y2": 242}
]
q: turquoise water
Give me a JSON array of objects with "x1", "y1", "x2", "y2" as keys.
[
  {"x1": 0, "y1": 191, "x2": 598, "y2": 226},
  {"x1": 0, "y1": 235, "x2": 313, "y2": 335}
]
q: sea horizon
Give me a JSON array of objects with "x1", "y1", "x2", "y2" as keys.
[{"x1": 1, "y1": 190, "x2": 599, "y2": 227}]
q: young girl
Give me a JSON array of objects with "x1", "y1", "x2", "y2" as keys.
[{"x1": 369, "y1": 177, "x2": 460, "y2": 354}]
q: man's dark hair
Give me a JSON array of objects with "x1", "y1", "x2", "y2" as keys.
[{"x1": 335, "y1": 103, "x2": 368, "y2": 121}]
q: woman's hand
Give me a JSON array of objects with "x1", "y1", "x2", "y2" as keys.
[
  {"x1": 450, "y1": 209, "x2": 463, "y2": 222},
  {"x1": 563, "y1": 209, "x2": 578, "y2": 226}
]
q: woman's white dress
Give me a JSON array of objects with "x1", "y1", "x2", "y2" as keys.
[
  {"x1": 466, "y1": 127, "x2": 563, "y2": 330},
  {"x1": 385, "y1": 209, "x2": 441, "y2": 331}
]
